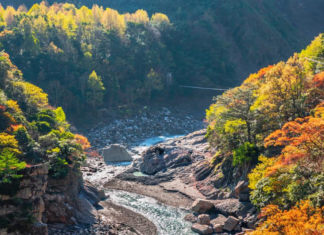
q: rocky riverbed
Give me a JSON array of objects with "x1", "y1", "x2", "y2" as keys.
[
  {"x1": 80, "y1": 129, "x2": 258, "y2": 235},
  {"x1": 83, "y1": 106, "x2": 204, "y2": 149}
]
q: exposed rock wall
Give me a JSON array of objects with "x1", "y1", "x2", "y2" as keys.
[
  {"x1": 0, "y1": 164, "x2": 48, "y2": 235},
  {"x1": 0, "y1": 165, "x2": 99, "y2": 235}
]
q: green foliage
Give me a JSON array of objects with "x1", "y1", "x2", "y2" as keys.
[
  {"x1": 48, "y1": 155, "x2": 68, "y2": 179},
  {"x1": 54, "y1": 107, "x2": 69, "y2": 129},
  {"x1": 0, "y1": 149, "x2": 26, "y2": 184},
  {"x1": 13, "y1": 126, "x2": 31, "y2": 147},
  {"x1": 248, "y1": 155, "x2": 276, "y2": 190},
  {"x1": 35, "y1": 121, "x2": 51, "y2": 135},
  {"x1": 233, "y1": 142, "x2": 259, "y2": 167}
]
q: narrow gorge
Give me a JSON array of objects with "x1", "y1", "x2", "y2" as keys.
[{"x1": 1, "y1": 1, "x2": 324, "y2": 235}]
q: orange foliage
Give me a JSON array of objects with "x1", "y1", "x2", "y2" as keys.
[
  {"x1": 74, "y1": 134, "x2": 91, "y2": 150},
  {"x1": 5, "y1": 124, "x2": 23, "y2": 134},
  {"x1": 244, "y1": 65, "x2": 273, "y2": 84},
  {"x1": 264, "y1": 111, "x2": 324, "y2": 173},
  {"x1": 313, "y1": 71, "x2": 324, "y2": 88},
  {"x1": 0, "y1": 105, "x2": 5, "y2": 112},
  {"x1": 248, "y1": 200, "x2": 324, "y2": 235}
]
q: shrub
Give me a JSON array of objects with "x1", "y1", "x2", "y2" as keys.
[
  {"x1": 0, "y1": 149, "x2": 26, "y2": 184},
  {"x1": 48, "y1": 153, "x2": 68, "y2": 179},
  {"x1": 233, "y1": 142, "x2": 259, "y2": 167},
  {"x1": 36, "y1": 121, "x2": 51, "y2": 135},
  {"x1": 13, "y1": 126, "x2": 31, "y2": 147}
]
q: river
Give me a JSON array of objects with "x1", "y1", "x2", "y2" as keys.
[{"x1": 104, "y1": 134, "x2": 196, "y2": 235}]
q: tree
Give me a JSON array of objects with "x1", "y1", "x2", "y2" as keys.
[
  {"x1": 0, "y1": 149, "x2": 26, "y2": 183},
  {"x1": 126, "y1": 79, "x2": 142, "y2": 104},
  {"x1": 86, "y1": 71, "x2": 105, "y2": 109},
  {"x1": 213, "y1": 83, "x2": 258, "y2": 144},
  {"x1": 144, "y1": 69, "x2": 163, "y2": 103},
  {"x1": 4, "y1": 6, "x2": 15, "y2": 28}
]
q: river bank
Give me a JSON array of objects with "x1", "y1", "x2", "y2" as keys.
[{"x1": 98, "y1": 130, "x2": 257, "y2": 234}]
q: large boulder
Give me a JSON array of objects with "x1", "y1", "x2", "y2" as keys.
[
  {"x1": 140, "y1": 146, "x2": 192, "y2": 175},
  {"x1": 102, "y1": 144, "x2": 133, "y2": 162},
  {"x1": 191, "y1": 224, "x2": 213, "y2": 234},
  {"x1": 191, "y1": 199, "x2": 215, "y2": 213},
  {"x1": 184, "y1": 213, "x2": 198, "y2": 223},
  {"x1": 214, "y1": 199, "x2": 254, "y2": 218}
]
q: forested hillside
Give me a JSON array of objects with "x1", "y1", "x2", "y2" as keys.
[
  {"x1": 0, "y1": 3, "x2": 175, "y2": 115},
  {"x1": 206, "y1": 34, "x2": 324, "y2": 233},
  {"x1": 0, "y1": 1, "x2": 323, "y2": 118},
  {"x1": 2, "y1": 0, "x2": 324, "y2": 87},
  {"x1": 0, "y1": 51, "x2": 93, "y2": 232}
]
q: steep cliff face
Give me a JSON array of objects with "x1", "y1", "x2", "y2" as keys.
[
  {"x1": 43, "y1": 168, "x2": 98, "y2": 226},
  {"x1": 0, "y1": 164, "x2": 48, "y2": 234},
  {"x1": 0, "y1": 164, "x2": 99, "y2": 235},
  {"x1": 0, "y1": 52, "x2": 98, "y2": 234}
]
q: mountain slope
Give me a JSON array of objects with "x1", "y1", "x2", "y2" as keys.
[{"x1": 2, "y1": 0, "x2": 324, "y2": 85}]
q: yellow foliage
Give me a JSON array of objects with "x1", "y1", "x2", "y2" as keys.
[
  {"x1": 224, "y1": 119, "x2": 246, "y2": 134},
  {"x1": 6, "y1": 100, "x2": 21, "y2": 113},
  {"x1": 151, "y1": 13, "x2": 170, "y2": 26},
  {"x1": 125, "y1": 10, "x2": 149, "y2": 24},
  {"x1": 0, "y1": 133, "x2": 20, "y2": 154},
  {"x1": 14, "y1": 81, "x2": 48, "y2": 109},
  {"x1": 101, "y1": 8, "x2": 125, "y2": 34},
  {"x1": 248, "y1": 155, "x2": 276, "y2": 190}
]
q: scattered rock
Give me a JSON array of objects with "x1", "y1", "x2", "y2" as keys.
[
  {"x1": 184, "y1": 213, "x2": 198, "y2": 223},
  {"x1": 235, "y1": 181, "x2": 249, "y2": 197},
  {"x1": 243, "y1": 213, "x2": 258, "y2": 229},
  {"x1": 191, "y1": 199, "x2": 215, "y2": 213},
  {"x1": 210, "y1": 214, "x2": 227, "y2": 226},
  {"x1": 212, "y1": 224, "x2": 223, "y2": 233},
  {"x1": 234, "y1": 223, "x2": 241, "y2": 231},
  {"x1": 191, "y1": 223, "x2": 213, "y2": 235},
  {"x1": 197, "y1": 214, "x2": 211, "y2": 225},
  {"x1": 238, "y1": 193, "x2": 249, "y2": 202},
  {"x1": 223, "y1": 216, "x2": 239, "y2": 231}
]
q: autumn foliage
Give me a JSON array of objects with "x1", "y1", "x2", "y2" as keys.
[
  {"x1": 249, "y1": 200, "x2": 324, "y2": 235},
  {"x1": 74, "y1": 134, "x2": 91, "y2": 150},
  {"x1": 264, "y1": 114, "x2": 324, "y2": 174},
  {"x1": 205, "y1": 33, "x2": 324, "y2": 233}
]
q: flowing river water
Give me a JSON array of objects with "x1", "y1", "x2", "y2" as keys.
[{"x1": 104, "y1": 135, "x2": 196, "y2": 235}]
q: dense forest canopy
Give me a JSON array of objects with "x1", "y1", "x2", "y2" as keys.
[
  {"x1": 0, "y1": 0, "x2": 323, "y2": 118},
  {"x1": 0, "y1": 2, "x2": 177, "y2": 115}
]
